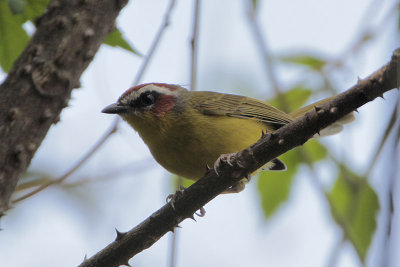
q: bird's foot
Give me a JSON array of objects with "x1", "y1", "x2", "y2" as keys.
[
  {"x1": 213, "y1": 153, "x2": 252, "y2": 194},
  {"x1": 214, "y1": 153, "x2": 244, "y2": 176},
  {"x1": 166, "y1": 186, "x2": 206, "y2": 217},
  {"x1": 166, "y1": 185, "x2": 186, "y2": 209}
]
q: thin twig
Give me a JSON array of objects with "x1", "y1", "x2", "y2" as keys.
[
  {"x1": 245, "y1": 1, "x2": 279, "y2": 94},
  {"x1": 245, "y1": 0, "x2": 290, "y2": 110},
  {"x1": 12, "y1": 119, "x2": 119, "y2": 203},
  {"x1": 381, "y1": 99, "x2": 399, "y2": 267},
  {"x1": 168, "y1": 185, "x2": 180, "y2": 267},
  {"x1": 132, "y1": 0, "x2": 177, "y2": 86},
  {"x1": 326, "y1": 235, "x2": 345, "y2": 267},
  {"x1": 189, "y1": 0, "x2": 200, "y2": 91},
  {"x1": 299, "y1": 147, "x2": 349, "y2": 266},
  {"x1": 168, "y1": 230, "x2": 179, "y2": 267},
  {"x1": 365, "y1": 97, "x2": 399, "y2": 176},
  {"x1": 381, "y1": 164, "x2": 396, "y2": 267},
  {"x1": 61, "y1": 157, "x2": 154, "y2": 188},
  {"x1": 332, "y1": 0, "x2": 399, "y2": 66},
  {"x1": 169, "y1": 1, "x2": 200, "y2": 266}
]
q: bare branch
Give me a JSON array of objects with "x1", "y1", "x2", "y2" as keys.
[
  {"x1": 0, "y1": 0, "x2": 128, "y2": 214},
  {"x1": 79, "y1": 49, "x2": 400, "y2": 267}
]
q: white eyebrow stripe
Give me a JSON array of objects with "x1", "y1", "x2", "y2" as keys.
[
  {"x1": 119, "y1": 84, "x2": 180, "y2": 105},
  {"x1": 135, "y1": 85, "x2": 178, "y2": 97}
]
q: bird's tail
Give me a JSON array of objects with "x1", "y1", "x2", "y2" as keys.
[{"x1": 289, "y1": 96, "x2": 355, "y2": 137}]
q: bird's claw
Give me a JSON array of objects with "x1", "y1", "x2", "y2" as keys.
[
  {"x1": 166, "y1": 185, "x2": 186, "y2": 209},
  {"x1": 213, "y1": 153, "x2": 236, "y2": 176},
  {"x1": 167, "y1": 186, "x2": 206, "y2": 218}
]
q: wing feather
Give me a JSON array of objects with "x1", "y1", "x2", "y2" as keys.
[{"x1": 192, "y1": 91, "x2": 293, "y2": 126}]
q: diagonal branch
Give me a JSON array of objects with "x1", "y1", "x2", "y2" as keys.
[
  {"x1": 79, "y1": 49, "x2": 400, "y2": 267},
  {"x1": 0, "y1": 0, "x2": 129, "y2": 214}
]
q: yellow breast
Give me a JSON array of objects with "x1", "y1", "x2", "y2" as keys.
[{"x1": 126, "y1": 109, "x2": 270, "y2": 180}]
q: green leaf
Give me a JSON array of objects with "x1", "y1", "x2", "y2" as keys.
[
  {"x1": 257, "y1": 149, "x2": 299, "y2": 219},
  {"x1": 257, "y1": 139, "x2": 327, "y2": 220},
  {"x1": 269, "y1": 86, "x2": 312, "y2": 111},
  {"x1": 7, "y1": 0, "x2": 26, "y2": 14},
  {"x1": 279, "y1": 54, "x2": 327, "y2": 71},
  {"x1": 302, "y1": 139, "x2": 327, "y2": 162},
  {"x1": 257, "y1": 140, "x2": 328, "y2": 219},
  {"x1": 24, "y1": 0, "x2": 50, "y2": 21},
  {"x1": 0, "y1": 1, "x2": 29, "y2": 72},
  {"x1": 7, "y1": 0, "x2": 50, "y2": 22},
  {"x1": 328, "y1": 166, "x2": 379, "y2": 262},
  {"x1": 103, "y1": 29, "x2": 142, "y2": 56}
]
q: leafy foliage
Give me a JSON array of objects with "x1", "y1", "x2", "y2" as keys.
[
  {"x1": 0, "y1": 0, "x2": 29, "y2": 72},
  {"x1": 7, "y1": 0, "x2": 27, "y2": 14},
  {"x1": 257, "y1": 86, "x2": 327, "y2": 219},
  {"x1": 269, "y1": 86, "x2": 312, "y2": 111},
  {"x1": 23, "y1": 0, "x2": 50, "y2": 21},
  {"x1": 279, "y1": 53, "x2": 327, "y2": 71},
  {"x1": 259, "y1": 83, "x2": 379, "y2": 260},
  {"x1": 328, "y1": 165, "x2": 379, "y2": 262},
  {"x1": 0, "y1": 0, "x2": 138, "y2": 73},
  {"x1": 258, "y1": 139, "x2": 327, "y2": 219},
  {"x1": 258, "y1": 149, "x2": 298, "y2": 219},
  {"x1": 103, "y1": 29, "x2": 142, "y2": 56}
]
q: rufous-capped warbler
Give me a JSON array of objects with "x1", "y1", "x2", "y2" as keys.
[{"x1": 102, "y1": 83, "x2": 354, "y2": 192}]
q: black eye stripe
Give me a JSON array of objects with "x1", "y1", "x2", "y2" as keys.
[
  {"x1": 129, "y1": 91, "x2": 160, "y2": 108},
  {"x1": 141, "y1": 93, "x2": 155, "y2": 105}
]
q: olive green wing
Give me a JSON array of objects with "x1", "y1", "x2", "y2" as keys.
[{"x1": 192, "y1": 91, "x2": 294, "y2": 127}]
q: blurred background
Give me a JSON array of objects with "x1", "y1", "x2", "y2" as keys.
[{"x1": 0, "y1": 0, "x2": 399, "y2": 266}]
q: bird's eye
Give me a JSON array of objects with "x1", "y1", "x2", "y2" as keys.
[{"x1": 140, "y1": 92, "x2": 155, "y2": 106}]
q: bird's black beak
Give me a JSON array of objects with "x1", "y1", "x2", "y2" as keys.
[{"x1": 101, "y1": 103, "x2": 129, "y2": 114}]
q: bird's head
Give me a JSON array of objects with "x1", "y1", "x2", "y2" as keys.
[{"x1": 102, "y1": 83, "x2": 187, "y2": 122}]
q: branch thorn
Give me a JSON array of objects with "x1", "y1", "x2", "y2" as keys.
[{"x1": 115, "y1": 228, "x2": 126, "y2": 241}]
